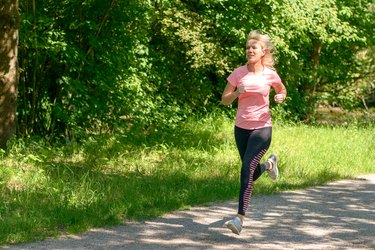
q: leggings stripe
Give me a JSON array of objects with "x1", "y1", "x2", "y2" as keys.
[{"x1": 242, "y1": 149, "x2": 267, "y2": 213}]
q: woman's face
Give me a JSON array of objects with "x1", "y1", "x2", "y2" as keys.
[{"x1": 246, "y1": 39, "x2": 265, "y2": 64}]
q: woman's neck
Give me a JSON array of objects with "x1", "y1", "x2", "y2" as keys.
[{"x1": 247, "y1": 62, "x2": 264, "y2": 74}]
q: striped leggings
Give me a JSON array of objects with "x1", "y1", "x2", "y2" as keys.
[{"x1": 234, "y1": 126, "x2": 272, "y2": 216}]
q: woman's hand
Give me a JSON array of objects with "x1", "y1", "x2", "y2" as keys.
[
  {"x1": 274, "y1": 94, "x2": 285, "y2": 104},
  {"x1": 237, "y1": 85, "x2": 247, "y2": 94}
]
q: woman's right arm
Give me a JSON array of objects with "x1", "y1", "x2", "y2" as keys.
[{"x1": 221, "y1": 82, "x2": 240, "y2": 106}]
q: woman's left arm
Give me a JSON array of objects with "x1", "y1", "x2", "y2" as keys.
[{"x1": 273, "y1": 82, "x2": 287, "y2": 104}]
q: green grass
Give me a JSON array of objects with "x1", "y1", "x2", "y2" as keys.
[{"x1": 0, "y1": 114, "x2": 374, "y2": 246}]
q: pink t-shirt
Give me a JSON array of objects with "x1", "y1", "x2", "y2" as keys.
[{"x1": 227, "y1": 65, "x2": 283, "y2": 130}]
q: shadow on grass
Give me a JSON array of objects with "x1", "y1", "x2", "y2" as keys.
[
  {"x1": 0, "y1": 160, "x2": 238, "y2": 245},
  {"x1": 107, "y1": 124, "x2": 226, "y2": 152}
]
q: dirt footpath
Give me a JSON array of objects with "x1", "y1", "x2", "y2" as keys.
[{"x1": 5, "y1": 174, "x2": 375, "y2": 250}]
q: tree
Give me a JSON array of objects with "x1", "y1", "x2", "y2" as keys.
[
  {"x1": 0, "y1": 0, "x2": 19, "y2": 148},
  {"x1": 15, "y1": 0, "x2": 374, "y2": 139}
]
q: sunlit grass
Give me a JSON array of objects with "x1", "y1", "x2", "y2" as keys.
[
  {"x1": 255, "y1": 124, "x2": 375, "y2": 194},
  {"x1": 0, "y1": 114, "x2": 374, "y2": 246}
]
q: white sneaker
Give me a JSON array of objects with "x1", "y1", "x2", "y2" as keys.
[
  {"x1": 224, "y1": 217, "x2": 242, "y2": 235},
  {"x1": 267, "y1": 154, "x2": 278, "y2": 180}
]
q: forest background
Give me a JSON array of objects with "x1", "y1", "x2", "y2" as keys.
[
  {"x1": 10, "y1": 0, "x2": 375, "y2": 141},
  {"x1": 0, "y1": 0, "x2": 374, "y2": 245}
]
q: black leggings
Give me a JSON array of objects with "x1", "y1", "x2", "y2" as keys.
[{"x1": 234, "y1": 126, "x2": 272, "y2": 216}]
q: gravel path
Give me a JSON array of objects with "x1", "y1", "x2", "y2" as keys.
[{"x1": 5, "y1": 174, "x2": 375, "y2": 250}]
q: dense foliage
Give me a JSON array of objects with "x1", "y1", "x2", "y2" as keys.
[{"x1": 18, "y1": 0, "x2": 374, "y2": 138}]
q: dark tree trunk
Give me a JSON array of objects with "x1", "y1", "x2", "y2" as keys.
[{"x1": 0, "y1": 0, "x2": 19, "y2": 148}]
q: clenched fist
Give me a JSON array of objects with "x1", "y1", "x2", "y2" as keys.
[{"x1": 274, "y1": 94, "x2": 285, "y2": 104}]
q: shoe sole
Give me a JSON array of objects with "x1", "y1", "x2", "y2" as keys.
[
  {"x1": 226, "y1": 222, "x2": 241, "y2": 235},
  {"x1": 269, "y1": 155, "x2": 278, "y2": 180}
]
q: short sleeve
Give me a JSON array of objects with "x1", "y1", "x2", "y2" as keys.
[
  {"x1": 227, "y1": 71, "x2": 238, "y2": 87},
  {"x1": 227, "y1": 65, "x2": 247, "y2": 87},
  {"x1": 271, "y1": 71, "x2": 283, "y2": 88}
]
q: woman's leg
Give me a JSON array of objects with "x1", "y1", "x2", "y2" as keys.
[
  {"x1": 234, "y1": 127, "x2": 269, "y2": 182},
  {"x1": 234, "y1": 126, "x2": 272, "y2": 216}
]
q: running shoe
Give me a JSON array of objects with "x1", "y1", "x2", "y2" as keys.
[
  {"x1": 224, "y1": 217, "x2": 242, "y2": 235},
  {"x1": 267, "y1": 154, "x2": 278, "y2": 180}
]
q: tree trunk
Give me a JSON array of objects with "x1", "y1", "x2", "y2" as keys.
[
  {"x1": 311, "y1": 39, "x2": 322, "y2": 99},
  {"x1": 0, "y1": 0, "x2": 19, "y2": 148},
  {"x1": 305, "y1": 38, "x2": 322, "y2": 104}
]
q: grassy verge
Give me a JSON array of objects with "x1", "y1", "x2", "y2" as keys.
[{"x1": 0, "y1": 114, "x2": 374, "y2": 245}]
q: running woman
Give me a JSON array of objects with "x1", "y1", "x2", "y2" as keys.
[{"x1": 221, "y1": 30, "x2": 287, "y2": 235}]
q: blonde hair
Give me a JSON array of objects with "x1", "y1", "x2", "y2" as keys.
[{"x1": 247, "y1": 30, "x2": 275, "y2": 69}]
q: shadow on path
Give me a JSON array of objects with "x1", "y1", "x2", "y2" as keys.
[{"x1": 6, "y1": 175, "x2": 375, "y2": 250}]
